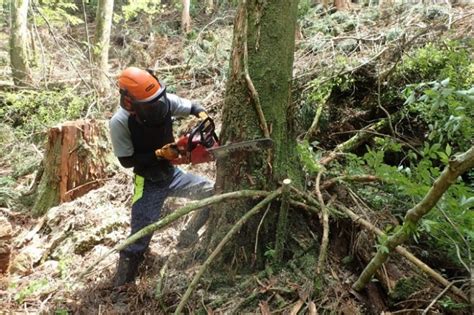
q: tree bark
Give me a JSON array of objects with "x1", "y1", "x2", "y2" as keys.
[
  {"x1": 9, "y1": 0, "x2": 31, "y2": 86},
  {"x1": 181, "y1": 0, "x2": 191, "y2": 34},
  {"x1": 335, "y1": 0, "x2": 351, "y2": 10},
  {"x1": 93, "y1": 0, "x2": 114, "y2": 92},
  {"x1": 0, "y1": 216, "x2": 12, "y2": 275},
  {"x1": 206, "y1": 0, "x2": 301, "y2": 268},
  {"x1": 353, "y1": 146, "x2": 474, "y2": 291},
  {"x1": 206, "y1": 0, "x2": 214, "y2": 14},
  {"x1": 32, "y1": 120, "x2": 115, "y2": 216}
]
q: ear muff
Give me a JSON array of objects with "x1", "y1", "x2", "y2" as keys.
[{"x1": 119, "y1": 88, "x2": 133, "y2": 111}]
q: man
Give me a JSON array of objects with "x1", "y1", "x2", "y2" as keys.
[{"x1": 109, "y1": 67, "x2": 213, "y2": 286}]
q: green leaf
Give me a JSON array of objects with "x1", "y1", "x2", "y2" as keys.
[{"x1": 445, "y1": 144, "x2": 452, "y2": 157}]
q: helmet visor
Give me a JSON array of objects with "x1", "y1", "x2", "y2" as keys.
[{"x1": 133, "y1": 92, "x2": 169, "y2": 127}]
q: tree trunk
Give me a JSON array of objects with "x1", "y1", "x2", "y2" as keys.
[
  {"x1": 335, "y1": 0, "x2": 351, "y2": 10},
  {"x1": 32, "y1": 120, "x2": 116, "y2": 216},
  {"x1": 0, "y1": 216, "x2": 13, "y2": 275},
  {"x1": 205, "y1": 0, "x2": 301, "y2": 268},
  {"x1": 9, "y1": 0, "x2": 31, "y2": 86},
  {"x1": 206, "y1": 0, "x2": 214, "y2": 14},
  {"x1": 181, "y1": 0, "x2": 191, "y2": 34},
  {"x1": 93, "y1": 0, "x2": 114, "y2": 92}
]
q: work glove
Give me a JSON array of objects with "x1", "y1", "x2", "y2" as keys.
[
  {"x1": 198, "y1": 111, "x2": 208, "y2": 120},
  {"x1": 155, "y1": 143, "x2": 179, "y2": 160}
]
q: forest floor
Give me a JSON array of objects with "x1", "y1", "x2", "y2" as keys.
[{"x1": 1, "y1": 3, "x2": 473, "y2": 314}]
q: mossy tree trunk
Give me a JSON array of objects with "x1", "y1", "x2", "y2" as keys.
[
  {"x1": 205, "y1": 0, "x2": 301, "y2": 269},
  {"x1": 93, "y1": 0, "x2": 114, "y2": 92},
  {"x1": 9, "y1": 0, "x2": 31, "y2": 86}
]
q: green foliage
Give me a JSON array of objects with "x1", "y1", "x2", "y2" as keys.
[
  {"x1": 438, "y1": 296, "x2": 470, "y2": 312},
  {"x1": 403, "y1": 79, "x2": 474, "y2": 151},
  {"x1": 0, "y1": 89, "x2": 90, "y2": 140},
  {"x1": 389, "y1": 276, "x2": 426, "y2": 302},
  {"x1": 297, "y1": 73, "x2": 353, "y2": 131},
  {"x1": 345, "y1": 141, "x2": 473, "y2": 269},
  {"x1": 296, "y1": 140, "x2": 321, "y2": 175},
  {"x1": 397, "y1": 41, "x2": 473, "y2": 88},
  {"x1": 36, "y1": 1, "x2": 83, "y2": 27},
  {"x1": 121, "y1": 0, "x2": 164, "y2": 21},
  {"x1": 14, "y1": 278, "x2": 50, "y2": 304}
]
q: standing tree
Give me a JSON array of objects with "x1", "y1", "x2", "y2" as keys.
[
  {"x1": 9, "y1": 0, "x2": 31, "y2": 86},
  {"x1": 93, "y1": 0, "x2": 114, "y2": 92},
  {"x1": 206, "y1": 0, "x2": 214, "y2": 14},
  {"x1": 182, "y1": 0, "x2": 191, "y2": 33},
  {"x1": 205, "y1": 0, "x2": 301, "y2": 267}
]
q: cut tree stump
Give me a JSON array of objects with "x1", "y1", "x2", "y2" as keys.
[{"x1": 32, "y1": 119, "x2": 116, "y2": 216}]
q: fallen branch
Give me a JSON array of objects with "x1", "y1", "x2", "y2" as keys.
[
  {"x1": 321, "y1": 174, "x2": 380, "y2": 190},
  {"x1": 337, "y1": 203, "x2": 468, "y2": 301},
  {"x1": 422, "y1": 281, "x2": 455, "y2": 315},
  {"x1": 315, "y1": 171, "x2": 329, "y2": 274},
  {"x1": 174, "y1": 189, "x2": 281, "y2": 315},
  {"x1": 304, "y1": 101, "x2": 326, "y2": 142},
  {"x1": 353, "y1": 146, "x2": 474, "y2": 292},
  {"x1": 80, "y1": 189, "x2": 269, "y2": 278},
  {"x1": 319, "y1": 112, "x2": 401, "y2": 166}
]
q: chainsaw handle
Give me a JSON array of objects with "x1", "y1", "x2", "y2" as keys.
[{"x1": 186, "y1": 117, "x2": 218, "y2": 152}]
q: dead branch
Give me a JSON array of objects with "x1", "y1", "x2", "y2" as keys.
[
  {"x1": 174, "y1": 189, "x2": 281, "y2": 315},
  {"x1": 352, "y1": 146, "x2": 474, "y2": 292},
  {"x1": 315, "y1": 171, "x2": 329, "y2": 274},
  {"x1": 304, "y1": 101, "x2": 326, "y2": 142},
  {"x1": 321, "y1": 175, "x2": 380, "y2": 190},
  {"x1": 80, "y1": 189, "x2": 270, "y2": 278}
]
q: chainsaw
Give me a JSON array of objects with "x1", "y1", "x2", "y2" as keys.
[{"x1": 171, "y1": 117, "x2": 273, "y2": 165}]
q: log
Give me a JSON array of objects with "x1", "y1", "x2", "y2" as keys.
[{"x1": 32, "y1": 119, "x2": 115, "y2": 216}]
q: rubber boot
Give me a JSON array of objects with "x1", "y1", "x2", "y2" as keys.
[
  {"x1": 113, "y1": 253, "x2": 143, "y2": 287},
  {"x1": 177, "y1": 208, "x2": 210, "y2": 248}
]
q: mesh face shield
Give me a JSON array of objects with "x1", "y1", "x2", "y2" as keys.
[{"x1": 132, "y1": 88, "x2": 169, "y2": 127}]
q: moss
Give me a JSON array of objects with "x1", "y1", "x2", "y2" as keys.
[{"x1": 389, "y1": 276, "x2": 426, "y2": 302}]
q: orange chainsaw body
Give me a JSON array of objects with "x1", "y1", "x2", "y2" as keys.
[{"x1": 172, "y1": 117, "x2": 219, "y2": 165}]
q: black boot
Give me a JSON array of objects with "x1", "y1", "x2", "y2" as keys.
[{"x1": 113, "y1": 253, "x2": 143, "y2": 287}]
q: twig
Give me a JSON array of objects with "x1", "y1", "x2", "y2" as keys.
[
  {"x1": 80, "y1": 190, "x2": 270, "y2": 278},
  {"x1": 315, "y1": 171, "x2": 329, "y2": 274},
  {"x1": 321, "y1": 175, "x2": 380, "y2": 190},
  {"x1": 304, "y1": 101, "x2": 326, "y2": 141},
  {"x1": 174, "y1": 190, "x2": 281, "y2": 315},
  {"x1": 422, "y1": 282, "x2": 454, "y2": 315},
  {"x1": 31, "y1": 1, "x2": 92, "y2": 90}
]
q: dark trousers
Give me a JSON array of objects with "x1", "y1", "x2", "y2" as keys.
[{"x1": 122, "y1": 167, "x2": 214, "y2": 257}]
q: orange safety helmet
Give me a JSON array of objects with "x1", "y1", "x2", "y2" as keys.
[{"x1": 118, "y1": 67, "x2": 169, "y2": 126}]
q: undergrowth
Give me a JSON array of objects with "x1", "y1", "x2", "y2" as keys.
[{"x1": 300, "y1": 39, "x2": 474, "y2": 272}]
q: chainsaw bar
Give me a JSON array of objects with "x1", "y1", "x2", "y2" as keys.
[{"x1": 208, "y1": 138, "x2": 273, "y2": 159}]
